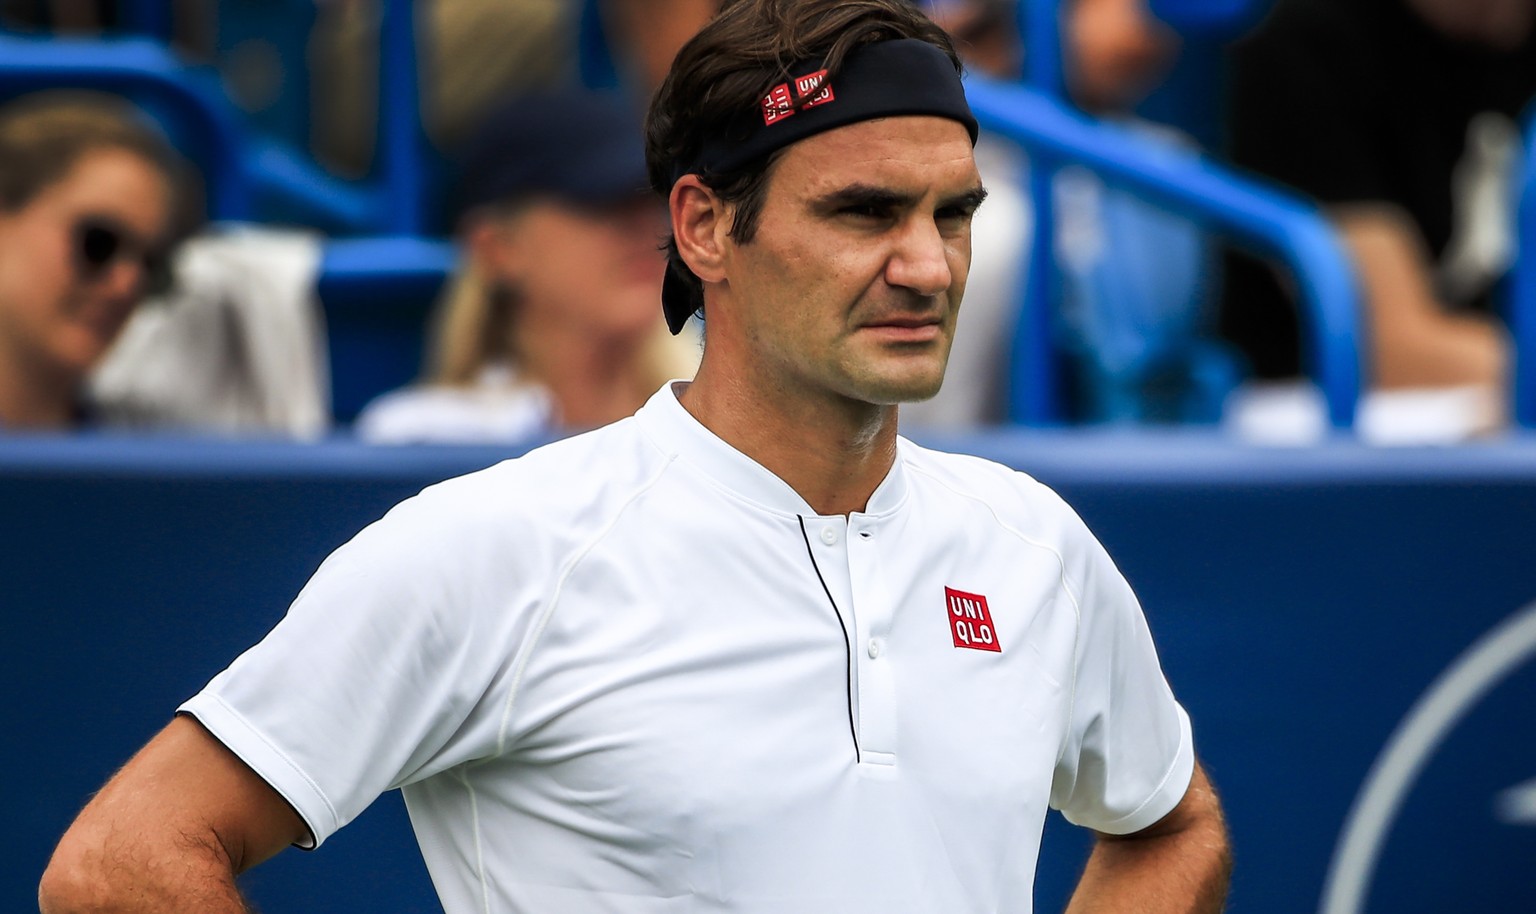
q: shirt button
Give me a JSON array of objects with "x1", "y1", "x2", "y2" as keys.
[
  {"x1": 867, "y1": 638, "x2": 882, "y2": 659},
  {"x1": 820, "y1": 527, "x2": 837, "y2": 545}
]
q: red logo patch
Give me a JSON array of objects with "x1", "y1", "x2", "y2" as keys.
[
  {"x1": 946, "y1": 587, "x2": 1002, "y2": 652},
  {"x1": 761, "y1": 69, "x2": 835, "y2": 125}
]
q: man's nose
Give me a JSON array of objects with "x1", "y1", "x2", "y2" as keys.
[{"x1": 884, "y1": 217, "x2": 953, "y2": 298}]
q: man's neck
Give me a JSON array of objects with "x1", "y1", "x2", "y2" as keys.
[{"x1": 678, "y1": 364, "x2": 899, "y2": 517}]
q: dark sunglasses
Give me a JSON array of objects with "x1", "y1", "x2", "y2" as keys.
[{"x1": 72, "y1": 216, "x2": 174, "y2": 297}]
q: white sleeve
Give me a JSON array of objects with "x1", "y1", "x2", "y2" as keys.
[
  {"x1": 1048, "y1": 525, "x2": 1194, "y2": 835},
  {"x1": 178, "y1": 485, "x2": 536, "y2": 848}
]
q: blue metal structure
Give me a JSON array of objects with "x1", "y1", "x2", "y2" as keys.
[
  {"x1": 990, "y1": 0, "x2": 1362, "y2": 427},
  {"x1": 0, "y1": 0, "x2": 429, "y2": 234},
  {"x1": 1513, "y1": 114, "x2": 1536, "y2": 428},
  {"x1": 966, "y1": 77, "x2": 1363, "y2": 429},
  {"x1": 0, "y1": 35, "x2": 253, "y2": 220}
]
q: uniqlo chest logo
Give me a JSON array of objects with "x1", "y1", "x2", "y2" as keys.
[
  {"x1": 945, "y1": 587, "x2": 1002, "y2": 652},
  {"x1": 760, "y1": 69, "x2": 835, "y2": 125}
]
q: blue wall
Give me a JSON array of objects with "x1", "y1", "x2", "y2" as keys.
[{"x1": 7, "y1": 432, "x2": 1536, "y2": 913}]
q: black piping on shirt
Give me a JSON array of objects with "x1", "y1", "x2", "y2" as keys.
[{"x1": 797, "y1": 515, "x2": 860, "y2": 764}]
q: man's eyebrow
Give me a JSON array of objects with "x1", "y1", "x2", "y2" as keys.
[
  {"x1": 811, "y1": 184, "x2": 918, "y2": 210},
  {"x1": 941, "y1": 186, "x2": 989, "y2": 212},
  {"x1": 811, "y1": 184, "x2": 990, "y2": 213}
]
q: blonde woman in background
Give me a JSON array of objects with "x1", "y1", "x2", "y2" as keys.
[{"x1": 356, "y1": 88, "x2": 698, "y2": 444}]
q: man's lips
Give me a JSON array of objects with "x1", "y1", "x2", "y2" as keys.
[{"x1": 859, "y1": 316, "x2": 944, "y2": 341}]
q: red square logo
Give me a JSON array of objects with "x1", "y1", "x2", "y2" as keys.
[
  {"x1": 946, "y1": 587, "x2": 1002, "y2": 652},
  {"x1": 795, "y1": 69, "x2": 834, "y2": 109},
  {"x1": 761, "y1": 71, "x2": 835, "y2": 126},
  {"x1": 762, "y1": 82, "x2": 795, "y2": 125}
]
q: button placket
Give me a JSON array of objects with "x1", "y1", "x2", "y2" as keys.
[
  {"x1": 848, "y1": 517, "x2": 897, "y2": 765},
  {"x1": 800, "y1": 515, "x2": 860, "y2": 749}
]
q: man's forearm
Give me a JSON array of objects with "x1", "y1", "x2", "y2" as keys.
[
  {"x1": 1065, "y1": 764, "x2": 1232, "y2": 914},
  {"x1": 39, "y1": 835, "x2": 254, "y2": 914},
  {"x1": 1063, "y1": 820, "x2": 1231, "y2": 913},
  {"x1": 40, "y1": 716, "x2": 306, "y2": 913}
]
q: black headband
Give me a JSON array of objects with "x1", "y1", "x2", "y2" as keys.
[{"x1": 662, "y1": 37, "x2": 979, "y2": 334}]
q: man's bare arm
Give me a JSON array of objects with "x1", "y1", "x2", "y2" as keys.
[
  {"x1": 1334, "y1": 204, "x2": 1508, "y2": 392},
  {"x1": 39, "y1": 715, "x2": 309, "y2": 914},
  {"x1": 1065, "y1": 761, "x2": 1232, "y2": 914}
]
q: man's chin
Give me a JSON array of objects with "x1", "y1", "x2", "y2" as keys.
[{"x1": 851, "y1": 371, "x2": 948, "y2": 406}]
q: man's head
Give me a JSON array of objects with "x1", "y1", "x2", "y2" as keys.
[
  {"x1": 645, "y1": 0, "x2": 984, "y2": 408},
  {"x1": 646, "y1": 0, "x2": 975, "y2": 331}
]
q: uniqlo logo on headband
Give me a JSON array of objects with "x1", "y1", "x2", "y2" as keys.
[
  {"x1": 761, "y1": 69, "x2": 835, "y2": 125},
  {"x1": 945, "y1": 587, "x2": 1002, "y2": 652}
]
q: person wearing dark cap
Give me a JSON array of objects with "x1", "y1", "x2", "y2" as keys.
[
  {"x1": 40, "y1": 3, "x2": 1226, "y2": 912},
  {"x1": 354, "y1": 88, "x2": 698, "y2": 443}
]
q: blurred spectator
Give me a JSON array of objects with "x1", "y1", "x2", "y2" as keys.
[
  {"x1": 310, "y1": 0, "x2": 569, "y2": 178},
  {"x1": 311, "y1": 0, "x2": 719, "y2": 183},
  {"x1": 0, "y1": 90, "x2": 185, "y2": 430},
  {"x1": 903, "y1": 0, "x2": 1218, "y2": 428},
  {"x1": 1222, "y1": 0, "x2": 1536, "y2": 436},
  {"x1": 354, "y1": 88, "x2": 698, "y2": 444}
]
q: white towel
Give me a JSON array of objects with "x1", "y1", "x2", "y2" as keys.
[{"x1": 90, "y1": 224, "x2": 330, "y2": 438}]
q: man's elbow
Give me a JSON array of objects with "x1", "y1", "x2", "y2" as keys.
[{"x1": 38, "y1": 830, "x2": 111, "y2": 914}]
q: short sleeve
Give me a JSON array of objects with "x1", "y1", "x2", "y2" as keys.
[
  {"x1": 1048, "y1": 528, "x2": 1194, "y2": 835},
  {"x1": 179, "y1": 485, "x2": 534, "y2": 847}
]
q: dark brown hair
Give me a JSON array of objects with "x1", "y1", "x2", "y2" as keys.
[
  {"x1": 0, "y1": 90, "x2": 184, "y2": 214},
  {"x1": 645, "y1": 0, "x2": 961, "y2": 323}
]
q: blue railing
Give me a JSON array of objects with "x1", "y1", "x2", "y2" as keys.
[
  {"x1": 0, "y1": 0, "x2": 429, "y2": 234},
  {"x1": 1513, "y1": 114, "x2": 1536, "y2": 428},
  {"x1": 0, "y1": 35, "x2": 253, "y2": 219},
  {"x1": 966, "y1": 77, "x2": 1363, "y2": 428}
]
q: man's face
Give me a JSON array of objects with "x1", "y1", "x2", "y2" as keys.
[{"x1": 713, "y1": 115, "x2": 984, "y2": 409}]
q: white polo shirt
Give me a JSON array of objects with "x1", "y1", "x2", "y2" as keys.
[{"x1": 182, "y1": 382, "x2": 1193, "y2": 913}]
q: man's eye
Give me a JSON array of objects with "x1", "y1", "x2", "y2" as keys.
[{"x1": 840, "y1": 204, "x2": 889, "y2": 219}]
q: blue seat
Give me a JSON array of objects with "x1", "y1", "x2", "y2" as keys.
[{"x1": 317, "y1": 236, "x2": 456, "y2": 423}]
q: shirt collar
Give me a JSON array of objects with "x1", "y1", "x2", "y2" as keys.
[{"x1": 635, "y1": 381, "x2": 910, "y2": 519}]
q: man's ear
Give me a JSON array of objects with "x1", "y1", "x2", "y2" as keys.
[
  {"x1": 462, "y1": 212, "x2": 523, "y2": 280},
  {"x1": 670, "y1": 176, "x2": 730, "y2": 284}
]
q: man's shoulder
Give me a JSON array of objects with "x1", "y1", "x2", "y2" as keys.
[
  {"x1": 374, "y1": 417, "x2": 670, "y2": 549},
  {"x1": 898, "y1": 438, "x2": 1081, "y2": 530}
]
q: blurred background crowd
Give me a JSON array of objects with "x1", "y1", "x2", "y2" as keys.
[{"x1": 1, "y1": 0, "x2": 1533, "y2": 445}]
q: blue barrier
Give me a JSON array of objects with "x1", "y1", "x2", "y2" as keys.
[
  {"x1": 965, "y1": 78, "x2": 1364, "y2": 429},
  {"x1": 6, "y1": 433, "x2": 1536, "y2": 913}
]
